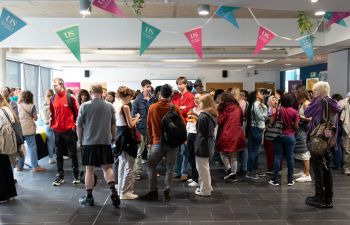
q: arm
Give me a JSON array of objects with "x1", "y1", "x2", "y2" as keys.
[
  {"x1": 131, "y1": 98, "x2": 138, "y2": 117},
  {"x1": 77, "y1": 127, "x2": 83, "y2": 145},
  {"x1": 49, "y1": 98, "x2": 55, "y2": 126},
  {"x1": 300, "y1": 101, "x2": 312, "y2": 122},
  {"x1": 111, "y1": 106, "x2": 116, "y2": 141},
  {"x1": 197, "y1": 114, "x2": 209, "y2": 137},
  {"x1": 122, "y1": 105, "x2": 140, "y2": 128},
  {"x1": 76, "y1": 105, "x2": 85, "y2": 145},
  {"x1": 181, "y1": 94, "x2": 195, "y2": 116},
  {"x1": 147, "y1": 109, "x2": 153, "y2": 145}
]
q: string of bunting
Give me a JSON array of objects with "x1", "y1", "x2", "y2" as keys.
[{"x1": 0, "y1": 0, "x2": 349, "y2": 64}]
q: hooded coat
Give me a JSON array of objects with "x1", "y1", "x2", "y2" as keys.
[{"x1": 195, "y1": 111, "x2": 217, "y2": 158}]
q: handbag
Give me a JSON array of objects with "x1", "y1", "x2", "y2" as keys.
[
  {"x1": 307, "y1": 99, "x2": 335, "y2": 157},
  {"x1": 265, "y1": 108, "x2": 283, "y2": 141},
  {"x1": 2, "y1": 109, "x2": 24, "y2": 145},
  {"x1": 121, "y1": 105, "x2": 142, "y2": 144}
]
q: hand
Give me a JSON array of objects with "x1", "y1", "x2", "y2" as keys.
[
  {"x1": 180, "y1": 106, "x2": 186, "y2": 110},
  {"x1": 135, "y1": 113, "x2": 141, "y2": 119}
]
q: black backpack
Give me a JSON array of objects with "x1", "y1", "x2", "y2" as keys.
[
  {"x1": 51, "y1": 92, "x2": 77, "y2": 121},
  {"x1": 161, "y1": 105, "x2": 187, "y2": 148}
]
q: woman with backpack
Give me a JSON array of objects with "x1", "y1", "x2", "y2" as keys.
[
  {"x1": 195, "y1": 94, "x2": 217, "y2": 196},
  {"x1": 304, "y1": 81, "x2": 341, "y2": 208}
]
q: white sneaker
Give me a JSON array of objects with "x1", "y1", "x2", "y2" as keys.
[
  {"x1": 344, "y1": 168, "x2": 350, "y2": 176},
  {"x1": 63, "y1": 156, "x2": 70, "y2": 160},
  {"x1": 187, "y1": 179, "x2": 193, "y2": 183},
  {"x1": 195, "y1": 189, "x2": 211, "y2": 197},
  {"x1": 120, "y1": 192, "x2": 138, "y2": 200},
  {"x1": 49, "y1": 158, "x2": 56, "y2": 164},
  {"x1": 188, "y1": 181, "x2": 199, "y2": 187},
  {"x1": 293, "y1": 171, "x2": 305, "y2": 178},
  {"x1": 295, "y1": 175, "x2": 312, "y2": 183}
]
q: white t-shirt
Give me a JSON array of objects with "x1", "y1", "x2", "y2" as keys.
[{"x1": 113, "y1": 100, "x2": 126, "y2": 126}]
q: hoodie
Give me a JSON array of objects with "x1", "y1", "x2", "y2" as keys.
[{"x1": 195, "y1": 111, "x2": 217, "y2": 158}]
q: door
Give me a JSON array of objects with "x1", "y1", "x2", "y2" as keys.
[
  {"x1": 255, "y1": 82, "x2": 275, "y2": 92},
  {"x1": 206, "y1": 82, "x2": 243, "y2": 91}
]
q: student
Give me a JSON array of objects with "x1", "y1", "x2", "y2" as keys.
[{"x1": 77, "y1": 89, "x2": 91, "y2": 106}]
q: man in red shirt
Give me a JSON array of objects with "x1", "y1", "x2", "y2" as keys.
[
  {"x1": 50, "y1": 78, "x2": 80, "y2": 186},
  {"x1": 172, "y1": 76, "x2": 195, "y2": 181}
]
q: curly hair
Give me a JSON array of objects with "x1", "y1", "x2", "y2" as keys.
[{"x1": 117, "y1": 86, "x2": 134, "y2": 99}]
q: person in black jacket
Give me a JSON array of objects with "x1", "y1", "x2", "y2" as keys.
[{"x1": 195, "y1": 94, "x2": 217, "y2": 197}]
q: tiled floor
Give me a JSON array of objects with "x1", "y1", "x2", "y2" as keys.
[{"x1": 1, "y1": 155, "x2": 350, "y2": 225}]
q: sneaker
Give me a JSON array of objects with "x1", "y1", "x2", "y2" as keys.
[
  {"x1": 163, "y1": 189, "x2": 170, "y2": 202},
  {"x1": 53, "y1": 177, "x2": 64, "y2": 186},
  {"x1": 246, "y1": 172, "x2": 259, "y2": 180},
  {"x1": 33, "y1": 167, "x2": 46, "y2": 172},
  {"x1": 288, "y1": 180, "x2": 295, "y2": 186},
  {"x1": 257, "y1": 172, "x2": 266, "y2": 177},
  {"x1": 120, "y1": 192, "x2": 139, "y2": 200},
  {"x1": 195, "y1": 189, "x2": 211, "y2": 197},
  {"x1": 296, "y1": 175, "x2": 312, "y2": 183},
  {"x1": 49, "y1": 158, "x2": 56, "y2": 164},
  {"x1": 294, "y1": 171, "x2": 305, "y2": 178},
  {"x1": 188, "y1": 181, "x2": 199, "y2": 187},
  {"x1": 180, "y1": 175, "x2": 188, "y2": 182},
  {"x1": 139, "y1": 190, "x2": 158, "y2": 201},
  {"x1": 224, "y1": 173, "x2": 237, "y2": 181},
  {"x1": 73, "y1": 178, "x2": 80, "y2": 184},
  {"x1": 344, "y1": 168, "x2": 350, "y2": 176},
  {"x1": 110, "y1": 192, "x2": 120, "y2": 207},
  {"x1": 268, "y1": 179, "x2": 280, "y2": 186},
  {"x1": 63, "y1": 156, "x2": 70, "y2": 160},
  {"x1": 142, "y1": 159, "x2": 147, "y2": 164},
  {"x1": 79, "y1": 195, "x2": 94, "y2": 206},
  {"x1": 187, "y1": 178, "x2": 193, "y2": 183},
  {"x1": 266, "y1": 170, "x2": 274, "y2": 175}
]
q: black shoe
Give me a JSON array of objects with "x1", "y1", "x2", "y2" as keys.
[
  {"x1": 110, "y1": 192, "x2": 120, "y2": 207},
  {"x1": 79, "y1": 195, "x2": 94, "y2": 206},
  {"x1": 268, "y1": 179, "x2": 280, "y2": 186},
  {"x1": 305, "y1": 196, "x2": 326, "y2": 208},
  {"x1": 225, "y1": 168, "x2": 232, "y2": 176},
  {"x1": 53, "y1": 177, "x2": 64, "y2": 186},
  {"x1": 163, "y1": 189, "x2": 170, "y2": 202},
  {"x1": 139, "y1": 190, "x2": 158, "y2": 201},
  {"x1": 224, "y1": 173, "x2": 237, "y2": 181}
]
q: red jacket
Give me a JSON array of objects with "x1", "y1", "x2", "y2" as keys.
[
  {"x1": 50, "y1": 91, "x2": 79, "y2": 133},
  {"x1": 216, "y1": 103, "x2": 246, "y2": 152},
  {"x1": 171, "y1": 91, "x2": 195, "y2": 119}
]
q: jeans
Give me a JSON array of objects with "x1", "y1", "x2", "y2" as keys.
[
  {"x1": 272, "y1": 135, "x2": 295, "y2": 182},
  {"x1": 54, "y1": 129, "x2": 79, "y2": 178},
  {"x1": 18, "y1": 135, "x2": 40, "y2": 169},
  {"x1": 118, "y1": 151, "x2": 135, "y2": 195},
  {"x1": 247, "y1": 127, "x2": 264, "y2": 173},
  {"x1": 45, "y1": 125, "x2": 55, "y2": 159},
  {"x1": 311, "y1": 152, "x2": 333, "y2": 202},
  {"x1": 174, "y1": 143, "x2": 189, "y2": 176},
  {"x1": 238, "y1": 149, "x2": 248, "y2": 172},
  {"x1": 187, "y1": 133, "x2": 198, "y2": 182},
  {"x1": 135, "y1": 134, "x2": 148, "y2": 175}
]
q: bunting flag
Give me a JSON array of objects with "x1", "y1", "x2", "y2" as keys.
[
  {"x1": 140, "y1": 21, "x2": 161, "y2": 55},
  {"x1": 0, "y1": 8, "x2": 27, "y2": 42},
  {"x1": 254, "y1": 26, "x2": 276, "y2": 55},
  {"x1": 92, "y1": 0, "x2": 123, "y2": 17},
  {"x1": 298, "y1": 35, "x2": 314, "y2": 64},
  {"x1": 184, "y1": 27, "x2": 203, "y2": 59},
  {"x1": 216, "y1": 6, "x2": 240, "y2": 29},
  {"x1": 325, "y1": 12, "x2": 347, "y2": 27},
  {"x1": 56, "y1": 25, "x2": 81, "y2": 63},
  {"x1": 326, "y1": 12, "x2": 350, "y2": 27}
]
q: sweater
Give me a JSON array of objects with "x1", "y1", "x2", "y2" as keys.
[{"x1": 195, "y1": 111, "x2": 217, "y2": 158}]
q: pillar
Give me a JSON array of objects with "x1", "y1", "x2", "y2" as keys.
[
  {"x1": 327, "y1": 49, "x2": 350, "y2": 96},
  {"x1": 0, "y1": 48, "x2": 6, "y2": 88}
]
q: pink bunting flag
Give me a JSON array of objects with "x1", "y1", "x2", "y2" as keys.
[
  {"x1": 254, "y1": 26, "x2": 276, "y2": 55},
  {"x1": 326, "y1": 12, "x2": 350, "y2": 27},
  {"x1": 93, "y1": 0, "x2": 123, "y2": 17},
  {"x1": 184, "y1": 27, "x2": 202, "y2": 59}
]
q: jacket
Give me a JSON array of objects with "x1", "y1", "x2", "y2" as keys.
[
  {"x1": 195, "y1": 111, "x2": 217, "y2": 158},
  {"x1": 131, "y1": 93, "x2": 157, "y2": 135},
  {"x1": 50, "y1": 91, "x2": 79, "y2": 133},
  {"x1": 171, "y1": 91, "x2": 195, "y2": 119},
  {"x1": 216, "y1": 103, "x2": 246, "y2": 152},
  {"x1": 339, "y1": 98, "x2": 350, "y2": 137}
]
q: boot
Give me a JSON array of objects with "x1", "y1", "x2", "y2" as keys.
[
  {"x1": 305, "y1": 196, "x2": 326, "y2": 208},
  {"x1": 163, "y1": 189, "x2": 170, "y2": 202}
]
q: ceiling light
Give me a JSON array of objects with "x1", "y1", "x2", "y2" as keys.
[
  {"x1": 285, "y1": 63, "x2": 292, "y2": 66},
  {"x1": 217, "y1": 59, "x2": 254, "y2": 63},
  {"x1": 311, "y1": 0, "x2": 318, "y2": 3},
  {"x1": 198, "y1": 4, "x2": 210, "y2": 16},
  {"x1": 315, "y1": 11, "x2": 326, "y2": 16},
  {"x1": 80, "y1": 0, "x2": 91, "y2": 15},
  {"x1": 163, "y1": 59, "x2": 198, "y2": 62}
]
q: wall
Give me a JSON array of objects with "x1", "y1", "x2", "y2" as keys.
[
  {"x1": 327, "y1": 49, "x2": 350, "y2": 95},
  {"x1": 300, "y1": 63, "x2": 328, "y2": 81},
  {"x1": 59, "y1": 68, "x2": 280, "y2": 92}
]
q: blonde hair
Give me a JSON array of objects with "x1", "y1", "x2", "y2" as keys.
[
  {"x1": 200, "y1": 94, "x2": 218, "y2": 117},
  {"x1": 231, "y1": 87, "x2": 240, "y2": 101},
  {"x1": 313, "y1": 81, "x2": 330, "y2": 97},
  {"x1": 0, "y1": 93, "x2": 18, "y2": 122}
]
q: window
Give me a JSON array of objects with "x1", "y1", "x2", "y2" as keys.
[
  {"x1": 23, "y1": 64, "x2": 39, "y2": 109},
  {"x1": 39, "y1": 67, "x2": 51, "y2": 107},
  {"x1": 285, "y1": 69, "x2": 300, "y2": 92},
  {"x1": 6, "y1": 60, "x2": 21, "y2": 88}
]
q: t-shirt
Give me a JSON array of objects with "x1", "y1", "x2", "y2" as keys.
[{"x1": 273, "y1": 107, "x2": 299, "y2": 136}]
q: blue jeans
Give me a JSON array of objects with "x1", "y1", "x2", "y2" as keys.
[
  {"x1": 19, "y1": 135, "x2": 40, "y2": 169},
  {"x1": 273, "y1": 135, "x2": 296, "y2": 182},
  {"x1": 175, "y1": 143, "x2": 189, "y2": 176},
  {"x1": 333, "y1": 127, "x2": 343, "y2": 170},
  {"x1": 45, "y1": 125, "x2": 55, "y2": 158},
  {"x1": 247, "y1": 127, "x2": 264, "y2": 172},
  {"x1": 238, "y1": 149, "x2": 248, "y2": 172}
]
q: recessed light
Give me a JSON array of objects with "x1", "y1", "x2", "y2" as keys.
[
  {"x1": 311, "y1": 0, "x2": 318, "y2": 3},
  {"x1": 285, "y1": 64, "x2": 292, "y2": 66},
  {"x1": 198, "y1": 4, "x2": 210, "y2": 16},
  {"x1": 217, "y1": 59, "x2": 254, "y2": 63},
  {"x1": 315, "y1": 11, "x2": 326, "y2": 16}
]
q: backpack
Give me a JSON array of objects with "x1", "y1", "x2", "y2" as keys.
[
  {"x1": 0, "y1": 109, "x2": 17, "y2": 155},
  {"x1": 161, "y1": 105, "x2": 187, "y2": 148},
  {"x1": 51, "y1": 92, "x2": 77, "y2": 121}
]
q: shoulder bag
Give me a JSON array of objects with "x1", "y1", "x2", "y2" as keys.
[
  {"x1": 2, "y1": 108, "x2": 24, "y2": 145},
  {"x1": 265, "y1": 107, "x2": 283, "y2": 141}
]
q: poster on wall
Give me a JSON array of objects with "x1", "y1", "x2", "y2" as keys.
[
  {"x1": 81, "y1": 82, "x2": 107, "y2": 91},
  {"x1": 288, "y1": 80, "x2": 303, "y2": 93},
  {"x1": 65, "y1": 82, "x2": 80, "y2": 96},
  {"x1": 306, "y1": 78, "x2": 319, "y2": 91}
]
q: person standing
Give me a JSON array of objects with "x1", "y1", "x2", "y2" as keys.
[
  {"x1": 50, "y1": 78, "x2": 80, "y2": 186},
  {"x1": 131, "y1": 79, "x2": 156, "y2": 180},
  {"x1": 339, "y1": 93, "x2": 350, "y2": 175},
  {"x1": 172, "y1": 76, "x2": 195, "y2": 181},
  {"x1": 77, "y1": 85, "x2": 119, "y2": 207}
]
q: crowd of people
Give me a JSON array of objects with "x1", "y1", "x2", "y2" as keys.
[{"x1": 0, "y1": 76, "x2": 348, "y2": 210}]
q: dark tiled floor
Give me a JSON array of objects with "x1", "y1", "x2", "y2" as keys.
[{"x1": 1, "y1": 154, "x2": 350, "y2": 225}]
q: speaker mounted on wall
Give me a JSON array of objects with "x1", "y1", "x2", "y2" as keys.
[
  {"x1": 222, "y1": 70, "x2": 228, "y2": 78},
  {"x1": 84, "y1": 70, "x2": 90, "y2": 78}
]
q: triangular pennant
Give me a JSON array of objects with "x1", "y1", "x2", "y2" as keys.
[
  {"x1": 0, "y1": 8, "x2": 27, "y2": 42},
  {"x1": 92, "y1": 0, "x2": 123, "y2": 17},
  {"x1": 326, "y1": 12, "x2": 350, "y2": 27},
  {"x1": 254, "y1": 26, "x2": 276, "y2": 55},
  {"x1": 298, "y1": 35, "x2": 314, "y2": 64},
  {"x1": 216, "y1": 6, "x2": 240, "y2": 29},
  {"x1": 184, "y1": 27, "x2": 203, "y2": 59},
  {"x1": 325, "y1": 12, "x2": 347, "y2": 27},
  {"x1": 140, "y1": 22, "x2": 161, "y2": 55},
  {"x1": 56, "y1": 25, "x2": 81, "y2": 63}
]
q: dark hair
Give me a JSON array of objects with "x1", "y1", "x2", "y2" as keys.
[
  {"x1": 154, "y1": 86, "x2": 161, "y2": 95},
  {"x1": 281, "y1": 93, "x2": 294, "y2": 108},
  {"x1": 133, "y1": 90, "x2": 141, "y2": 100},
  {"x1": 20, "y1": 91, "x2": 34, "y2": 104},
  {"x1": 78, "y1": 89, "x2": 91, "y2": 105},
  {"x1": 297, "y1": 86, "x2": 310, "y2": 101},
  {"x1": 240, "y1": 90, "x2": 249, "y2": 100},
  {"x1": 218, "y1": 91, "x2": 239, "y2": 112},
  {"x1": 176, "y1": 76, "x2": 187, "y2": 85},
  {"x1": 66, "y1": 89, "x2": 74, "y2": 95},
  {"x1": 141, "y1": 79, "x2": 152, "y2": 87},
  {"x1": 160, "y1": 84, "x2": 173, "y2": 99},
  {"x1": 332, "y1": 93, "x2": 343, "y2": 102},
  {"x1": 186, "y1": 81, "x2": 193, "y2": 92},
  {"x1": 214, "y1": 89, "x2": 224, "y2": 101},
  {"x1": 276, "y1": 89, "x2": 284, "y2": 96}
]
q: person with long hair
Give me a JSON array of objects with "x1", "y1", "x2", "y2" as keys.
[
  {"x1": 304, "y1": 81, "x2": 341, "y2": 208},
  {"x1": 78, "y1": 89, "x2": 91, "y2": 106},
  {"x1": 195, "y1": 94, "x2": 217, "y2": 196}
]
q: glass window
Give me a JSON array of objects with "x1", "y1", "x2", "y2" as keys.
[
  {"x1": 23, "y1": 64, "x2": 39, "y2": 109},
  {"x1": 285, "y1": 69, "x2": 300, "y2": 92},
  {"x1": 6, "y1": 60, "x2": 21, "y2": 88},
  {"x1": 39, "y1": 67, "x2": 51, "y2": 107}
]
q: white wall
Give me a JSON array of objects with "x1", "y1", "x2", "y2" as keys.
[
  {"x1": 327, "y1": 49, "x2": 349, "y2": 95},
  {"x1": 59, "y1": 68, "x2": 280, "y2": 92}
]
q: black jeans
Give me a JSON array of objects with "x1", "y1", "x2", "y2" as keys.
[
  {"x1": 54, "y1": 129, "x2": 79, "y2": 178},
  {"x1": 187, "y1": 133, "x2": 198, "y2": 183},
  {"x1": 311, "y1": 152, "x2": 333, "y2": 203}
]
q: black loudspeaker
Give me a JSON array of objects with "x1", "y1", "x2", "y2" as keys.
[
  {"x1": 222, "y1": 70, "x2": 228, "y2": 78},
  {"x1": 84, "y1": 70, "x2": 90, "y2": 78}
]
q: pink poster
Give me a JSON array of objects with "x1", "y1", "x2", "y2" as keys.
[
  {"x1": 326, "y1": 12, "x2": 350, "y2": 26},
  {"x1": 65, "y1": 82, "x2": 80, "y2": 96},
  {"x1": 254, "y1": 26, "x2": 276, "y2": 55},
  {"x1": 93, "y1": 0, "x2": 123, "y2": 17},
  {"x1": 184, "y1": 27, "x2": 202, "y2": 59}
]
